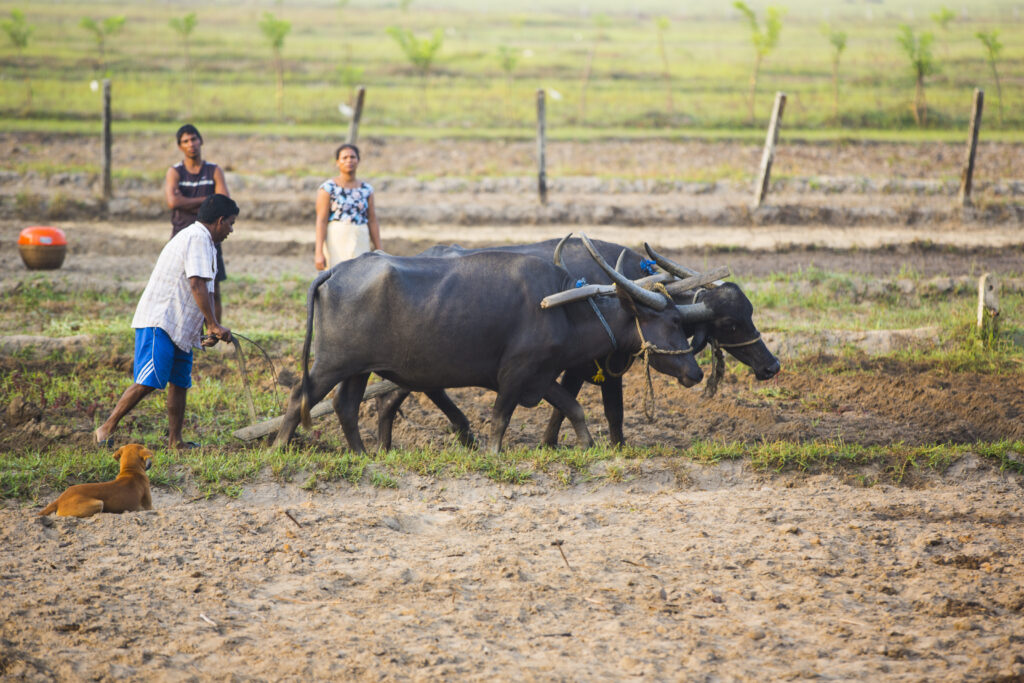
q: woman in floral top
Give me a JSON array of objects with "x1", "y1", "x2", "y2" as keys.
[{"x1": 314, "y1": 143, "x2": 382, "y2": 270}]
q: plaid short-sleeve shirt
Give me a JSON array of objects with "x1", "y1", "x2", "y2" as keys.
[{"x1": 131, "y1": 222, "x2": 217, "y2": 351}]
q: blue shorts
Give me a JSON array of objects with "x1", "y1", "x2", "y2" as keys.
[{"x1": 133, "y1": 327, "x2": 192, "y2": 389}]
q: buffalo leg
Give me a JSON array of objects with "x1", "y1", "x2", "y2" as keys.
[
  {"x1": 376, "y1": 388, "x2": 475, "y2": 450},
  {"x1": 375, "y1": 387, "x2": 412, "y2": 451},
  {"x1": 487, "y1": 391, "x2": 522, "y2": 454},
  {"x1": 542, "y1": 383, "x2": 594, "y2": 449},
  {"x1": 425, "y1": 389, "x2": 476, "y2": 448},
  {"x1": 272, "y1": 370, "x2": 343, "y2": 448},
  {"x1": 540, "y1": 370, "x2": 587, "y2": 447},
  {"x1": 335, "y1": 374, "x2": 370, "y2": 452},
  {"x1": 599, "y1": 377, "x2": 625, "y2": 446}
]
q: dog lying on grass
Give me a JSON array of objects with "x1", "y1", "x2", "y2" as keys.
[{"x1": 38, "y1": 444, "x2": 154, "y2": 518}]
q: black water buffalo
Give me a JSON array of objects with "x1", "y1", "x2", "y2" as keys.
[
  {"x1": 376, "y1": 236, "x2": 779, "y2": 448},
  {"x1": 272, "y1": 240, "x2": 706, "y2": 453}
]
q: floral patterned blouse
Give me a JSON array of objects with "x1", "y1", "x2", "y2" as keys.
[{"x1": 320, "y1": 180, "x2": 373, "y2": 225}]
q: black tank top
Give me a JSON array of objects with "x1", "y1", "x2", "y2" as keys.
[{"x1": 171, "y1": 161, "x2": 218, "y2": 235}]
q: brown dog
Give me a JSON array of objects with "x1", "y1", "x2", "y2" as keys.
[{"x1": 38, "y1": 444, "x2": 154, "y2": 518}]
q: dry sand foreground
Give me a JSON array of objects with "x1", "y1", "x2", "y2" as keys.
[{"x1": 2, "y1": 459, "x2": 1023, "y2": 681}]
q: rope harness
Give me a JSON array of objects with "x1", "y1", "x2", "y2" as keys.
[
  {"x1": 716, "y1": 334, "x2": 763, "y2": 349},
  {"x1": 203, "y1": 332, "x2": 279, "y2": 423},
  {"x1": 631, "y1": 317, "x2": 693, "y2": 422},
  {"x1": 686, "y1": 288, "x2": 762, "y2": 399},
  {"x1": 703, "y1": 339, "x2": 726, "y2": 399}
]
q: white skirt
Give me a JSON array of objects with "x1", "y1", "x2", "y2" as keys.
[{"x1": 325, "y1": 220, "x2": 370, "y2": 268}]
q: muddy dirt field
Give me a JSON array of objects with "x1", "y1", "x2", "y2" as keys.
[{"x1": 2, "y1": 135, "x2": 1024, "y2": 680}]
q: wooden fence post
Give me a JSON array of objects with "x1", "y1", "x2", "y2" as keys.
[
  {"x1": 977, "y1": 272, "x2": 999, "y2": 340},
  {"x1": 102, "y1": 78, "x2": 112, "y2": 203},
  {"x1": 959, "y1": 88, "x2": 984, "y2": 207},
  {"x1": 537, "y1": 89, "x2": 547, "y2": 205},
  {"x1": 753, "y1": 91, "x2": 786, "y2": 208},
  {"x1": 346, "y1": 86, "x2": 366, "y2": 145}
]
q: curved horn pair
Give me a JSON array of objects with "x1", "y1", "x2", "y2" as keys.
[{"x1": 580, "y1": 234, "x2": 668, "y2": 310}]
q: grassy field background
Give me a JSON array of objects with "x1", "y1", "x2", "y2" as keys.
[{"x1": 1, "y1": 0, "x2": 1022, "y2": 137}]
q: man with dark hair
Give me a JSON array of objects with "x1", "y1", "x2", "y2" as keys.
[
  {"x1": 164, "y1": 124, "x2": 230, "y2": 322},
  {"x1": 94, "y1": 194, "x2": 238, "y2": 450}
]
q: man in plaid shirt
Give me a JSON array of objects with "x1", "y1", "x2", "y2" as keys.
[{"x1": 94, "y1": 194, "x2": 237, "y2": 450}]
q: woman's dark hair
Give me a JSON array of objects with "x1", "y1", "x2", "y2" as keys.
[
  {"x1": 176, "y1": 124, "x2": 202, "y2": 144},
  {"x1": 197, "y1": 194, "x2": 239, "y2": 223},
  {"x1": 335, "y1": 143, "x2": 360, "y2": 160}
]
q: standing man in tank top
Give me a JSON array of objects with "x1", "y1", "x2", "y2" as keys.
[{"x1": 164, "y1": 124, "x2": 230, "y2": 322}]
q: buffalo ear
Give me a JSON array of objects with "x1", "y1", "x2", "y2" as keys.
[{"x1": 690, "y1": 328, "x2": 709, "y2": 354}]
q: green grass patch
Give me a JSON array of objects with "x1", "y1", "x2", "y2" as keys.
[
  {"x1": 3, "y1": 0, "x2": 1024, "y2": 137},
  {"x1": 6, "y1": 439, "x2": 1021, "y2": 503}
]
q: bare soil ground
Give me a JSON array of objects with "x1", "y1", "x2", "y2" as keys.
[
  {"x1": 2, "y1": 136, "x2": 1023, "y2": 680},
  {"x1": 3, "y1": 464, "x2": 1023, "y2": 681}
]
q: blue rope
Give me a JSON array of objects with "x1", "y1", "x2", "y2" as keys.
[
  {"x1": 575, "y1": 278, "x2": 587, "y2": 288},
  {"x1": 640, "y1": 259, "x2": 657, "y2": 275}
]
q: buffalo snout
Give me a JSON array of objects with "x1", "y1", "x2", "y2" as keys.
[
  {"x1": 678, "y1": 366, "x2": 704, "y2": 388},
  {"x1": 755, "y1": 357, "x2": 781, "y2": 381}
]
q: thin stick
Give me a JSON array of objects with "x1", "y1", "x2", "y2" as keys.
[
  {"x1": 551, "y1": 539, "x2": 572, "y2": 571},
  {"x1": 271, "y1": 595, "x2": 347, "y2": 606},
  {"x1": 622, "y1": 558, "x2": 650, "y2": 569},
  {"x1": 284, "y1": 509, "x2": 303, "y2": 529}
]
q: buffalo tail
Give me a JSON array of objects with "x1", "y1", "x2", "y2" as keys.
[{"x1": 300, "y1": 271, "x2": 332, "y2": 430}]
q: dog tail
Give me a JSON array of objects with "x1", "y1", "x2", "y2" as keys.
[{"x1": 38, "y1": 500, "x2": 58, "y2": 516}]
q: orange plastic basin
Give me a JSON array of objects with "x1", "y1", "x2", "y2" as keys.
[
  {"x1": 19, "y1": 225, "x2": 67, "y2": 246},
  {"x1": 18, "y1": 226, "x2": 67, "y2": 270}
]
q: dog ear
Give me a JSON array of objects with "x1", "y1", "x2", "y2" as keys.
[{"x1": 112, "y1": 446, "x2": 124, "y2": 462}]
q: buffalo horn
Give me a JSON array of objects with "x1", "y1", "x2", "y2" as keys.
[
  {"x1": 553, "y1": 233, "x2": 573, "y2": 268},
  {"x1": 615, "y1": 249, "x2": 627, "y2": 274},
  {"x1": 644, "y1": 242, "x2": 698, "y2": 278},
  {"x1": 675, "y1": 301, "x2": 716, "y2": 323},
  {"x1": 580, "y1": 234, "x2": 667, "y2": 310}
]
